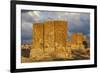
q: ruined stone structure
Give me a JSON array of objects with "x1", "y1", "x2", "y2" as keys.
[
  {"x1": 30, "y1": 20, "x2": 68, "y2": 60},
  {"x1": 71, "y1": 33, "x2": 86, "y2": 49},
  {"x1": 23, "y1": 20, "x2": 90, "y2": 62},
  {"x1": 72, "y1": 33, "x2": 85, "y2": 44}
]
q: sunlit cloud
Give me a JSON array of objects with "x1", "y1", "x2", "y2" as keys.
[{"x1": 28, "y1": 11, "x2": 40, "y2": 17}]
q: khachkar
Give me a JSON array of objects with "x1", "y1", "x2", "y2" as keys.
[{"x1": 30, "y1": 20, "x2": 69, "y2": 61}]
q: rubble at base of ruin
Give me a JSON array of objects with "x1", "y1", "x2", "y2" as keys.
[{"x1": 21, "y1": 20, "x2": 90, "y2": 63}]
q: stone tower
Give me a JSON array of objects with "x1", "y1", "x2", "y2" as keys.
[
  {"x1": 30, "y1": 20, "x2": 68, "y2": 60},
  {"x1": 30, "y1": 23, "x2": 44, "y2": 58},
  {"x1": 54, "y1": 21, "x2": 68, "y2": 58}
]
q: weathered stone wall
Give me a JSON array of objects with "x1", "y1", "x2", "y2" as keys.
[
  {"x1": 54, "y1": 21, "x2": 67, "y2": 59},
  {"x1": 30, "y1": 23, "x2": 44, "y2": 58},
  {"x1": 44, "y1": 21, "x2": 55, "y2": 53}
]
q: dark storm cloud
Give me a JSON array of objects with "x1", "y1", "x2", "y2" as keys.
[
  {"x1": 21, "y1": 11, "x2": 35, "y2": 23},
  {"x1": 68, "y1": 13, "x2": 90, "y2": 35}
]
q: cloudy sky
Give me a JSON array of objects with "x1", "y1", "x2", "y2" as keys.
[{"x1": 21, "y1": 10, "x2": 90, "y2": 44}]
